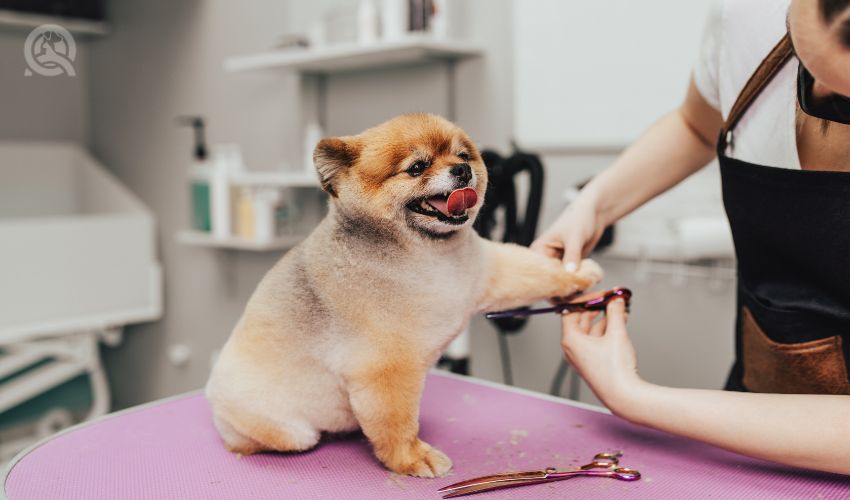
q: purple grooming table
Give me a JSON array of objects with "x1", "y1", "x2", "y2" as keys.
[{"x1": 3, "y1": 371, "x2": 848, "y2": 499}]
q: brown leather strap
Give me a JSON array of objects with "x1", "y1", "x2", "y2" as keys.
[{"x1": 721, "y1": 34, "x2": 795, "y2": 139}]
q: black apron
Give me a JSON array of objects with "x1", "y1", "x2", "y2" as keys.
[{"x1": 719, "y1": 34, "x2": 850, "y2": 395}]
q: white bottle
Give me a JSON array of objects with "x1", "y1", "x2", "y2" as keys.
[
  {"x1": 304, "y1": 122, "x2": 324, "y2": 174},
  {"x1": 357, "y1": 0, "x2": 379, "y2": 45},
  {"x1": 308, "y1": 19, "x2": 327, "y2": 48},
  {"x1": 210, "y1": 144, "x2": 244, "y2": 240},
  {"x1": 253, "y1": 187, "x2": 283, "y2": 244},
  {"x1": 431, "y1": 0, "x2": 449, "y2": 39},
  {"x1": 381, "y1": 0, "x2": 408, "y2": 41}
]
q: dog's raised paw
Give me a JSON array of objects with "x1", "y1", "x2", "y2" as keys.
[
  {"x1": 577, "y1": 258, "x2": 603, "y2": 284},
  {"x1": 389, "y1": 440, "x2": 453, "y2": 478},
  {"x1": 556, "y1": 258, "x2": 604, "y2": 297}
]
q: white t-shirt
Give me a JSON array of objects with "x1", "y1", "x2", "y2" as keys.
[{"x1": 693, "y1": 0, "x2": 801, "y2": 169}]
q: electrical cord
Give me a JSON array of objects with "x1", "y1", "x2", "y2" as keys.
[
  {"x1": 549, "y1": 359, "x2": 582, "y2": 400},
  {"x1": 550, "y1": 358, "x2": 570, "y2": 396},
  {"x1": 497, "y1": 329, "x2": 514, "y2": 386}
]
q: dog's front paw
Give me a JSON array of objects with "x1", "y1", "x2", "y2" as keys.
[
  {"x1": 549, "y1": 259, "x2": 604, "y2": 303},
  {"x1": 576, "y1": 258, "x2": 603, "y2": 286},
  {"x1": 385, "y1": 439, "x2": 453, "y2": 478},
  {"x1": 556, "y1": 258, "x2": 604, "y2": 298}
]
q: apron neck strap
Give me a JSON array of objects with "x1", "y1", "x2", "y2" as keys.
[{"x1": 720, "y1": 34, "x2": 794, "y2": 146}]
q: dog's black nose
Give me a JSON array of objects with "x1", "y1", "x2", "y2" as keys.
[{"x1": 450, "y1": 163, "x2": 472, "y2": 184}]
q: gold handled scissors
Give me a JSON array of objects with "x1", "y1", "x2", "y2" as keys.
[{"x1": 437, "y1": 451, "x2": 641, "y2": 498}]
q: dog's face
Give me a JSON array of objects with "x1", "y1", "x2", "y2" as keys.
[{"x1": 313, "y1": 114, "x2": 487, "y2": 239}]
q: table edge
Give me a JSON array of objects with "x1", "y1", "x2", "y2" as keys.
[
  {"x1": 1, "y1": 390, "x2": 202, "y2": 500},
  {"x1": 1, "y1": 371, "x2": 608, "y2": 499}
]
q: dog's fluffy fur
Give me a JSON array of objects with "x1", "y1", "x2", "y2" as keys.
[{"x1": 206, "y1": 114, "x2": 601, "y2": 477}]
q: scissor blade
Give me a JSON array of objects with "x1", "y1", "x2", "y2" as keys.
[
  {"x1": 438, "y1": 470, "x2": 548, "y2": 493},
  {"x1": 441, "y1": 476, "x2": 554, "y2": 498},
  {"x1": 485, "y1": 303, "x2": 580, "y2": 319},
  {"x1": 485, "y1": 308, "x2": 549, "y2": 319}
]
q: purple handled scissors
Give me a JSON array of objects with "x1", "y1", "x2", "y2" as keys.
[
  {"x1": 485, "y1": 287, "x2": 632, "y2": 320},
  {"x1": 437, "y1": 451, "x2": 641, "y2": 498}
]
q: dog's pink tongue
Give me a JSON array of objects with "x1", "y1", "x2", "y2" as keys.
[
  {"x1": 428, "y1": 188, "x2": 478, "y2": 217},
  {"x1": 446, "y1": 188, "x2": 478, "y2": 215}
]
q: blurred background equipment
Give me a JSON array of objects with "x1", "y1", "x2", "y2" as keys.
[{"x1": 0, "y1": 141, "x2": 161, "y2": 461}]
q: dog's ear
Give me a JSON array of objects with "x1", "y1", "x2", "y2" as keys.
[{"x1": 313, "y1": 137, "x2": 360, "y2": 197}]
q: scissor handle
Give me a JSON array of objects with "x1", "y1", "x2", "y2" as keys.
[
  {"x1": 546, "y1": 468, "x2": 641, "y2": 481},
  {"x1": 569, "y1": 289, "x2": 631, "y2": 312},
  {"x1": 612, "y1": 468, "x2": 642, "y2": 481}
]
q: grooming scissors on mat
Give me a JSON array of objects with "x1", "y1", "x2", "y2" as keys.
[
  {"x1": 485, "y1": 287, "x2": 632, "y2": 320},
  {"x1": 437, "y1": 451, "x2": 641, "y2": 498}
]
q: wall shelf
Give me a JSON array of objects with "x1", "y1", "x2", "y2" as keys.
[
  {"x1": 229, "y1": 170, "x2": 319, "y2": 188},
  {"x1": 0, "y1": 9, "x2": 110, "y2": 36},
  {"x1": 176, "y1": 230, "x2": 303, "y2": 252},
  {"x1": 224, "y1": 35, "x2": 481, "y2": 75},
  {"x1": 177, "y1": 171, "x2": 319, "y2": 252}
]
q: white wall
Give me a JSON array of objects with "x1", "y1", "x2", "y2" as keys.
[
  {"x1": 513, "y1": 0, "x2": 713, "y2": 149},
  {"x1": 0, "y1": 31, "x2": 88, "y2": 142},
  {"x1": 87, "y1": 0, "x2": 296, "y2": 406}
]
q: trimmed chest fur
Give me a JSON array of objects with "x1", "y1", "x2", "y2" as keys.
[{"x1": 306, "y1": 215, "x2": 485, "y2": 351}]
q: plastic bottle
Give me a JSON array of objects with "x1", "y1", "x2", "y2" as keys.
[
  {"x1": 178, "y1": 116, "x2": 213, "y2": 232},
  {"x1": 358, "y1": 0, "x2": 379, "y2": 45},
  {"x1": 235, "y1": 186, "x2": 256, "y2": 240},
  {"x1": 253, "y1": 188, "x2": 283, "y2": 243},
  {"x1": 210, "y1": 144, "x2": 244, "y2": 240},
  {"x1": 303, "y1": 122, "x2": 324, "y2": 174},
  {"x1": 381, "y1": 0, "x2": 408, "y2": 41},
  {"x1": 189, "y1": 163, "x2": 213, "y2": 232},
  {"x1": 431, "y1": 0, "x2": 448, "y2": 39}
]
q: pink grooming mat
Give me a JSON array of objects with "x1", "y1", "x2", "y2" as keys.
[{"x1": 3, "y1": 371, "x2": 848, "y2": 499}]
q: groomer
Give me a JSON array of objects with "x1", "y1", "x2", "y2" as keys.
[{"x1": 532, "y1": 0, "x2": 850, "y2": 475}]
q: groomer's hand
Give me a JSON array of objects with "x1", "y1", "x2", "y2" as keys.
[
  {"x1": 560, "y1": 297, "x2": 643, "y2": 415},
  {"x1": 531, "y1": 195, "x2": 606, "y2": 272}
]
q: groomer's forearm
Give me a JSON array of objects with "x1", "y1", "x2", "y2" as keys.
[
  {"x1": 616, "y1": 382, "x2": 850, "y2": 475},
  {"x1": 578, "y1": 110, "x2": 716, "y2": 227}
]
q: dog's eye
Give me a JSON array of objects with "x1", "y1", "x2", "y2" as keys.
[
  {"x1": 457, "y1": 152, "x2": 470, "y2": 162},
  {"x1": 407, "y1": 160, "x2": 429, "y2": 177}
]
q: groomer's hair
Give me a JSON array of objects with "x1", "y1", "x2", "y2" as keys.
[{"x1": 820, "y1": 0, "x2": 850, "y2": 47}]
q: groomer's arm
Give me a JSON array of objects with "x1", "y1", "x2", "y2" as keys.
[
  {"x1": 561, "y1": 300, "x2": 850, "y2": 476},
  {"x1": 624, "y1": 381, "x2": 850, "y2": 475},
  {"x1": 532, "y1": 78, "x2": 723, "y2": 267}
]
